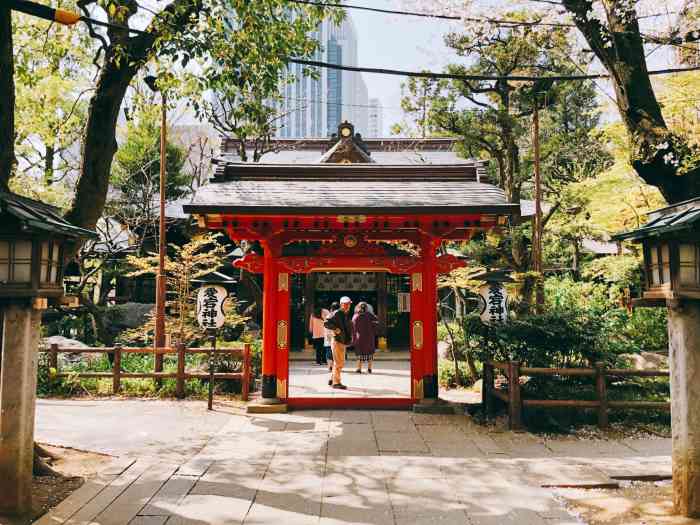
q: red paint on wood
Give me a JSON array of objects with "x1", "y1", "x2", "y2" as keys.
[
  {"x1": 276, "y1": 274, "x2": 290, "y2": 400},
  {"x1": 421, "y1": 237, "x2": 440, "y2": 383},
  {"x1": 261, "y1": 241, "x2": 278, "y2": 382}
]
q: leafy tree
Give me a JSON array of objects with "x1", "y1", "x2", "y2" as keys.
[
  {"x1": 560, "y1": 0, "x2": 700, "y2": 203},
  {"x1": 125, "y1": 233, "x2": 247, "y2": 345},
  {"x1": 108, "y1": 102, "x2": 189, "y2": 255},
  {"x1": 392, "y1": 75, "x2": 443, "y2": 138},
  {"x1": 413, "y1": 0, "x2": 700, "y2": 204},
  {"x1": 1, "y1": 1, "x2": 338, "y2": 244},
  {"x1": 195, "y1": 75, "x2": 301, "y2": 163},
  {"x1": 12, "y1": 8, "x2": 93, "y2": 185},
  {"x1": 402, "y1": 14, "x2": 608, "y2": 309}
]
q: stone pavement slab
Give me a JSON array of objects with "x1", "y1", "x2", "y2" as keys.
[
  {"x1": 289, "y1": 360, "x2": 411, "y2": 398},
  {"x1": 36, "y1": 400, "x2": 674, "y2": 525}
]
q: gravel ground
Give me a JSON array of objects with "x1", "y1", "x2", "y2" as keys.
[{"x1": 555, "y1": 480, "x2": 700, "y2": 525}]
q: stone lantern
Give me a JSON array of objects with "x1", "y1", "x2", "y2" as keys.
[
  {"x1": 0, "y1": 191, "x2": 96, "y2": 515},
  {"x1": 614, "y1": 197, "x2": 700, "y2": 517},
  {"x1": 615, "y1": 198, "x2": 700, "y2": 305}
]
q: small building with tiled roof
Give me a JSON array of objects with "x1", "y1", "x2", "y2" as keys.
[{"x1": 184, "y1": 122, "x2": 518, "y2": 409}]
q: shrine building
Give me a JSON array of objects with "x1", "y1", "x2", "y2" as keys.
[{"x1": 184, "y1": 122, "x2": 519, "y2": 409}]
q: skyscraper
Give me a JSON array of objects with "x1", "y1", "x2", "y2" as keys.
[
  {"x1": 275, "y1": 17, "x2": 369, "y2": 138},
  {"x1": 367, "y1": 98, "x2": 383, "y2": 137}
]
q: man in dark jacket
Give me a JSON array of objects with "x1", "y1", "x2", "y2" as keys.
[{"x1": 324, "y1": 296, "x2": 352, "y2": 389}]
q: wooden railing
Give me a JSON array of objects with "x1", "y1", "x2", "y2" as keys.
[
  {"x1": 482, "y1": 360, "x2": 670, "y2": 430},
  {"x1": 43, "y1": 343, "x2": 252, "y2": 401}
]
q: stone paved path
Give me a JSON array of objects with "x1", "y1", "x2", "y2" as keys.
[
  {"x1": 35, "y1": 401, "x2": 671, "y2": 525},
  {"x1": 289, "y1": 361, "x2": 411, "y2": 398}
]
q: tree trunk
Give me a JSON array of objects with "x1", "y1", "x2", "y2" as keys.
[
  {"x1": 0, "y1": 7, "x2": 15, "y2": 192},
  {"x1": 44, "y1": 144, "x2": 55, "y2": 185},
  {"x1": 563, "y1": 0, "x2": 700, "y2": 204},
  {"x1": 572, "y1": 239, "x2": 580, "y2": 280},
  {"x1": 518, "y1": 273, "x2": 536, "y2": 314},
  {"x1": 64, "y1": 52, "x2": 140, "y2": 235},
  {"x1": 82, "y1": 292, "x2": 114, "y2": 347},
  {"x1": 240, "y1": 269, "x2": 263, "y2": 323},
  {"x1": 64, "y1": 0, "x2": 202, "y2": 239}
]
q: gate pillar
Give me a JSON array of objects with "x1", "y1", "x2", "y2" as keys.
[
  {"x1": 420, "y1": 237, "x2": 440, "y2": 400},
  {"x1": 275, "y1": 270, "x2": 290, "y2": 400},
  {"x1": 261, "y1": 240, "x2": 280, "y2": 402}
]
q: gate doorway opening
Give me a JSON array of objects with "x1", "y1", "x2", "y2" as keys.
[{"x1": 289, "y1": 271, "x2": 412, "y2": 403}]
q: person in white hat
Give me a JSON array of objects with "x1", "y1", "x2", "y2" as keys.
[{"x1": 323, "y1": 296, "x2": 353, "y2": 389}]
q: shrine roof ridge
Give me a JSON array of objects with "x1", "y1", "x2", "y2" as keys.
[
  {"x1": 184, "y1": 177, "x2": 520, "y2": 216},
  {"x1": 221, "y1": 136, "x2": 462, "y2": 153},
  {"x1": 211, "y1": 162, "x2": 483, "y2": 182}
]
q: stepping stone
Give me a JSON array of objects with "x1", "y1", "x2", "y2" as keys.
[{"x1": 139, "y1": 475, "x2": 197, "y2": 516}]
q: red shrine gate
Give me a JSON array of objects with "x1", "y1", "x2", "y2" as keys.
[
  {"x1": 192, "y1": 212, "x2": 512, "y2": 409},
  {"x1": 184, "y1": 123, "x2": 519, "y2": 409}
]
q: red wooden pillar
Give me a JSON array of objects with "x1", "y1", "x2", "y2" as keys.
[
  {"x1": 275, "y1": 269, "x2": 290, "y2": 400},
  {"x1": 409, "y1": 268, "x2": 425, "y2": 400},
  {"x1": 261, "y1": 240, "x2": 279, "y2": 401},
  {"x1": 421, "y1": 236, "x2": 440, "y2": 400}
]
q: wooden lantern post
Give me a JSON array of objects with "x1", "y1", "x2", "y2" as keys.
[
  {"x1": 0, "y1": 191, "x2": 96, "y2": 515},
  {"x1": 614, "y1": 197, "x2": 700, "y2": 517}
]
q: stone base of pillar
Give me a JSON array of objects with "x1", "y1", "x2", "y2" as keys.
[
  {"x1": 247, "y1": 402, "x2": 288, "y2": 414},
  {"x1": 412, "y1": 398, "x2": 457, "y2": 414},
  {"x1": 261, "y1": 374, "x2": 277, "y2": 399},
  {"x1": 423, "y1": 374, "x2": 438, "y2": 399},
  {"x1": 0, "y1": 304, "x2": 41, "y2": 516},
  {"x1": 669, "y1": 300, "x2": 700, "y2": 517}
]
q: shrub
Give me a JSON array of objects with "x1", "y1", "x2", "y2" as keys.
[{"x1": 438, "y1": 359, "x2": 473, "y2": 387}]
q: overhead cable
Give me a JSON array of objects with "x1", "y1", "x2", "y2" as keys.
[
  {"x1": 288, "y1": 0, "x2": 681, "y2": 28},
  {"x1": 291, "y1": 58, "x2": 700, "y2": 82}
]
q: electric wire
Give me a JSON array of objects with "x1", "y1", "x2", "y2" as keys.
[
  {"x1": 290, "y1": 58, "x2": 700, "y2": 82},
  {"x1": 287, "y1": 0, "x2": 684, "y2": 29}
]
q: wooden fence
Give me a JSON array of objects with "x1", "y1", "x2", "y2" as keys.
[
  {"x1": 482, "y1": 360, "x2": 670, "y2": 430},
  {"x1": 43, "y1": 343, "x2": 252, "y2": 401}
]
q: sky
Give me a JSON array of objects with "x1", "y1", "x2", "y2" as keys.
[
  {"x1": 346, "y1": 0, "x2": 684, "y2": 135},
  {"x1": 348, "y1": 4, "x2": 461, "y2": 135}
]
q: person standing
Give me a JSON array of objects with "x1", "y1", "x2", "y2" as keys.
[
  {"x1": 324, "y1": 301, "x2": 339, "y2": 375},
  {"x1": 309, "y1": 307, "x2": 329, "y2": 365},
  {"x1": 324, "y1": 296, "x2": 353, "y2": 389},
  {"x1": 352, "y1": 301, "x2": 378, "y2": 373}
]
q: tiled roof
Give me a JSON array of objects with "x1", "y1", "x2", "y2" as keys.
[
  {"x1": 0, "y1": 191, "x2": 97, "y2": 239},
  {"x1": 613, "y1": 197, "x2": 700, "y2": 241},
  {"x1": 185, "y1": 177, "x2": 518, "y2": 213}
]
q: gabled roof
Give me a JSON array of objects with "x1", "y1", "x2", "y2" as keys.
[
  {"x1": 184, "y1": 163, "x2": 517, "y2": 216},
  {"x1": 318, "y1": 137, "x2": 374, "y2": 163},
  {"x1": 613, "y1": 197, "x2": 700, "y2": 241},
  {"x1": 190, "y1": 271, "x2": 237, "y2": 284},
  {"x1": 0, "y1": 191, "x2": 97, "y2": 239}
]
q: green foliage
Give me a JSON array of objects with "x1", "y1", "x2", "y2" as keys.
[
  {"x1": 108, "y1": 104, "x2": 190, "y2": 252},
  {"x1": 463, "y1": 275, "x2": 668, "y2": 368},
  {"x1": 123, "y1": 233, "x2": 247, "y2": 346},
  {"x1": 581, "y1": 255, "x2": 642, "y2": 290},
  {"x1": 438, "y1": 358, "x2": 474, "y2": 388},
  {"x1": 174, "y1": 2, "x2": 342, "y2": 159},
  {"x1": 465, "y1": 310, "x2": 604, "y2": 367},
  {"x1": 12, "y1": 7, "x2": 94, "y2": 185}
]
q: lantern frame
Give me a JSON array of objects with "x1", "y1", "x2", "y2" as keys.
[
  {"x1": 0, "y1": 191, "x2": 97, "y2": 305},
  {"x1": 614, "y1": 197, "x2": 700, "y2": 305}
]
